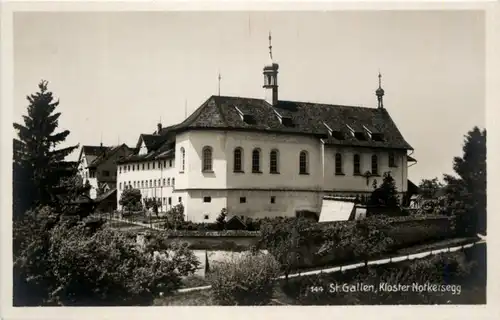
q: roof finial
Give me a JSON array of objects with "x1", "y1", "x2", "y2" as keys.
[
  {"x1": 100, "y1": 132, "x2": 103, "y2": 147},
  {"x1": 376, "y1": 70, "x2": 385, "y2": 109},
  {"x1": 217, "y1": 71, "x2": 222, "y2": 96},
  {"x1": 268, "y1": 31, "x2": 273, "y2": 61}
]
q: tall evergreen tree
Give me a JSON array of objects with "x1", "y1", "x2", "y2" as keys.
[
  {"x1": 369, "y1": 172, "x2": 400, "y2": 208},
  {"x1": 13, "y1": 80, "x2": 80, "y2": 216},
  {"x1": 443, "y1": 126, "x2": 486, "y2": 236}
]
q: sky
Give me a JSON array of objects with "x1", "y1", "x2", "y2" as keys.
[{"x1": 13, "y1": 11, "x2": 485, "y2": 183}]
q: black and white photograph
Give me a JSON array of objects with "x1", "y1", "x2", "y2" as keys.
[{"x1": 2, "y1": 1, "x2": 494, "y2": 314}]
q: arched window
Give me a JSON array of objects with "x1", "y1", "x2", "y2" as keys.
[
  {"x1": 299, "y1": 151, "x2": 309, "y2": 174},
  {"x1": 335, "y1": 153, "x2": 343, "y2": 175},
  {"x1": 252, "y1": 148, "x2": 261, "y2": 173},
  {"x1": 202, "y1": 146, "x2": 213, "y2": 172},
  {"x1": 389, "y1": 152, "x2": 396, "y2": 167},
  {"x1": 354, "y1": 154, "x2": 361, "y2": 175},
  {"x1": 180, "y1": 147, "x2": 186, "y2": 172},
  {"x1": 233, "y1": 147, "x2": 243, "y2": 172},
  {"x1": 270, "y1": 149, "x2": 279, "y2": 173},
  {"x1": 371, "y1": 154, "x2": 379, "y2": 175}
]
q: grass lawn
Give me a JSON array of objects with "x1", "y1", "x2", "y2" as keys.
[{"x1": 153, "y1": 290, "x2": 214, "y2": 306}]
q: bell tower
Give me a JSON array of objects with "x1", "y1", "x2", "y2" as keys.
[{"x1": 263, "y1": 32, "x2": 279, "y2": 106}]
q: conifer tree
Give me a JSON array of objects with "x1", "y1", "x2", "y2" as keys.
[
  {"x1": 443, "y1": 126, "x2": 486, "y2": 236},
  {"x1": 369, "y1": 172, "x2": 400, "y2": 208},
  {"x1": 13, "y1": 80, "x2": 80, "y2": 215}
]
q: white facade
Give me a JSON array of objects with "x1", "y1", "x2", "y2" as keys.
[
  {"x1": 117, "y1": 157, "x2": 182, "y2": 212},
  {"x1": 116, "y1": 129, "x2": 410, "y2": 222}
]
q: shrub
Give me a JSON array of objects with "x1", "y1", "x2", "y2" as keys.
[
  {"x1": 119, "y1": 188, "x2": 142, "y2": 213},
  {"x1": 13, "y1": 208, "x2": 199, "y2": 306},
  {"x1": 210, "y1": 252, "x2": 280, "y2": 305}
]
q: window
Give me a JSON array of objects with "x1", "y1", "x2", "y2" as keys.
[
  {"x1": 240, "y1": 197, "x2": 246, "y2": 204},
  {"x1": 146, "y1": 181, "x2": 149, "y2": 188},
  {"x1": 133, "y1": 181, "x2": 136, "y2": 188},
  {"x1": 172, "y1": 178, "x2": 175, "y2": 187},
  {"x1": 180, "y1": 147, "x2": 186, "y2": 172},
  {"x1": 127, "y1": 165, "x2": 131, "y2": 171},
  {"x1": 203, "y1": 196, "x2": 212, "y2": 203},
  {"x1": 168, "y1": 197, "x2": 172, "y2": 205},
  {"x1": 132, "y1": 164, "x2": 135, "y2": 172},
  {"x1": 299, "y1": 151, "x2": 309, "y2": 174},
  {"x1": 270, "y1": 196, "x2": 276, "y2": 204},
  {"x1": 202, "y1": 146, "x2": 213, "y2": 172},
  {"x1": 389, "y1": 152, "x2": 396, "y2": 167},
  {"x1": 178, "y1": 197, "x2": 182, "y2": 203},
  {"x1": 354, "y1": 154, "x2": 361, "y2": 175},
  {"x1": 233, "y1": 147, "x2": 243, "y2": 172},
  {"x1": 147, "y1": 163, "x2": 150, "y2": 170},
  {"x1": 252, "y1": 148, "x2": 261, "y2": 173},
  {"x1": 141, "y1": 181, "x2": 144, "y2": 188},
  {"x1": 164, "y1": 160, "x2": 167, "y2": 168},
  {"x1": 149, "y1": 179, "x2": 152, "y2": 187},
  {"x1": 335, "y1": 153, "x2": 343, "y2": 175},
  {"x1": 204, "y1": 214, "x2": 209, "y2": 220},
  {"x1": 142, "y1": 163, "x2": 145, "y2": 170},
  {"x1": 163, "y1": 197, "x2": 166, "y2": 205},
  {"x1": 270, "y1": 149, "x2": 279, "y2": 173},
  {"x1": 119, "y1": 167, "x2": 122, "y2": 174},
  {"x1": 103, "y1": 170, "x2": 110, "y2": 177},
  {"x1": 152, "y1": 162, "x2": 155, "y2": 170},
  {"x1": 163, "y1": 178, "x2": 166, "y2": 186},
  {"x1": 169, "y1": 160, "x2": 173, "y2": 167},
  {"x1": 119, "y1": 182, "x2": 122, "y2": 190},
  {"x1": 159, "y1": 162, "x2": 162, "y2": 169},
  {"x1": 158, "y1": 179, "x2": 161, "y2": 186},
  {"x1": 167, "y1": 178, "x2": 171, "y2": 186},
  {"x1": 371, "y1": 155, "x2": 379, "y2": 175}
]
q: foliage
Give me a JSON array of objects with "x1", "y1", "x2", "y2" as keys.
[
  {"x1": 369, "y1": 172, "x2": 400, "y2": 208},
  {"x1": 119, "y1": 188, "x2": 142, "y2": 213},
  {"x1": 319, "y1": 216, "x2": 394, "y2": 264},
  {"x1": 13, "y1": 207, "x2": 199, "y2": 306},
  {"x1": 210, "y1": 252, "x2": 280, "y2": 305},
  {"x1": 284, "y1": 248, "x2": 481, "y2": 305},
  {"x1": 13, "y1": 80, "x2": 80, "y2": 218},
  {"x1": 419, "y1": 177, "x2": 444, "y2": 199},
  {"x1": 443, "y1": 127, "x2": 486, "y2": 236},
  {"x1": 215, "y1": 208, "x2": 227, "y2": 227},
  {"x1": 166, "y1": 204, "x2": 185, "y2": 229},
  {"x1": 259, "y1": 217, "x2": 315, "y2": 280}
]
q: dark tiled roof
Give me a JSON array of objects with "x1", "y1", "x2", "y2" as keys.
[
  {"x1": 118, "y1": 140, "x2": 175, "y2": 164},
  {"x1": 88, "y1": 144, "x2": 133, "y2": 168},
  {"x1": 82, "y1": 145, "x2": 109, "y2": 156},
  {"x1": 157, "y1": 95, "x2": 412, "y2": 150}
]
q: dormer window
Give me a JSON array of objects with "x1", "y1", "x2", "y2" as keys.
[
  {"x1": 281, "y1": 116, "x2": 294, "y2": 127},
  {"x1": 354, "y1": 132, "x2": 367, "y2": 141},
  {"x1": 371, "y1": 133, "x2": 385, "y2": 141},
  {"x1": 234, "y1": 106, "x2": 257, "y2": 125},
  {"x1": 273, "y1": 108, "x2": 294, "y2": 127}
]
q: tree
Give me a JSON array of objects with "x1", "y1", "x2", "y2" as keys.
[
  {"x1": 13, "y1": 80, "x2": 79, "y2": 217},
  {"x1": 443, "y1": 127, "x2": 486, "y2": 236},
  {"x1": 419, "y1": 178, "x2": 444, "y2": 199},
  {"x1": 119, "y1": 188, "x2": 142, "y2": 213},
  {"x1": 369, "y1": 172, "x2": 400, "y2": 208},
  {"x1": 167, "y1": 204, "x2": 185, "y2": 229},
  {"x1": 259, "y1": 217, "x2": 314, "y2": 282}
]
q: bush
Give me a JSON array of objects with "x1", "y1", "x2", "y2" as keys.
[
  {"x1": 119, "y1": 188, "x2": 142, "y2": 213},
  {"x1": 210, "y1": 252, "x2": 280, "y2": 305},
  {"x1": 13, "y1": 207, "x2": 200, "y2": 306}
]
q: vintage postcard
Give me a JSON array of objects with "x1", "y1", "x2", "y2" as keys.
[{"x1": 1, "y1": 1, "x2": 498, "y2": 319}]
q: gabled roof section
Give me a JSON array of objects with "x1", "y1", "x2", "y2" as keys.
[
  {"x1": 87, "y1": 144, "x2": 133, "y2": 168},
  {"x1": 78, "y1": 145, "x2": 110, "y2": 166}
]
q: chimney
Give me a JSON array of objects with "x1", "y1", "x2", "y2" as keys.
[{"x1": 157, "y1": 123, "x2": 162, "y2": 134}]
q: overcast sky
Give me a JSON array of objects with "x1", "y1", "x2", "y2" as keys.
[{"x1": 13, "y1": 11, "x2": 485, "y2": 183}]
